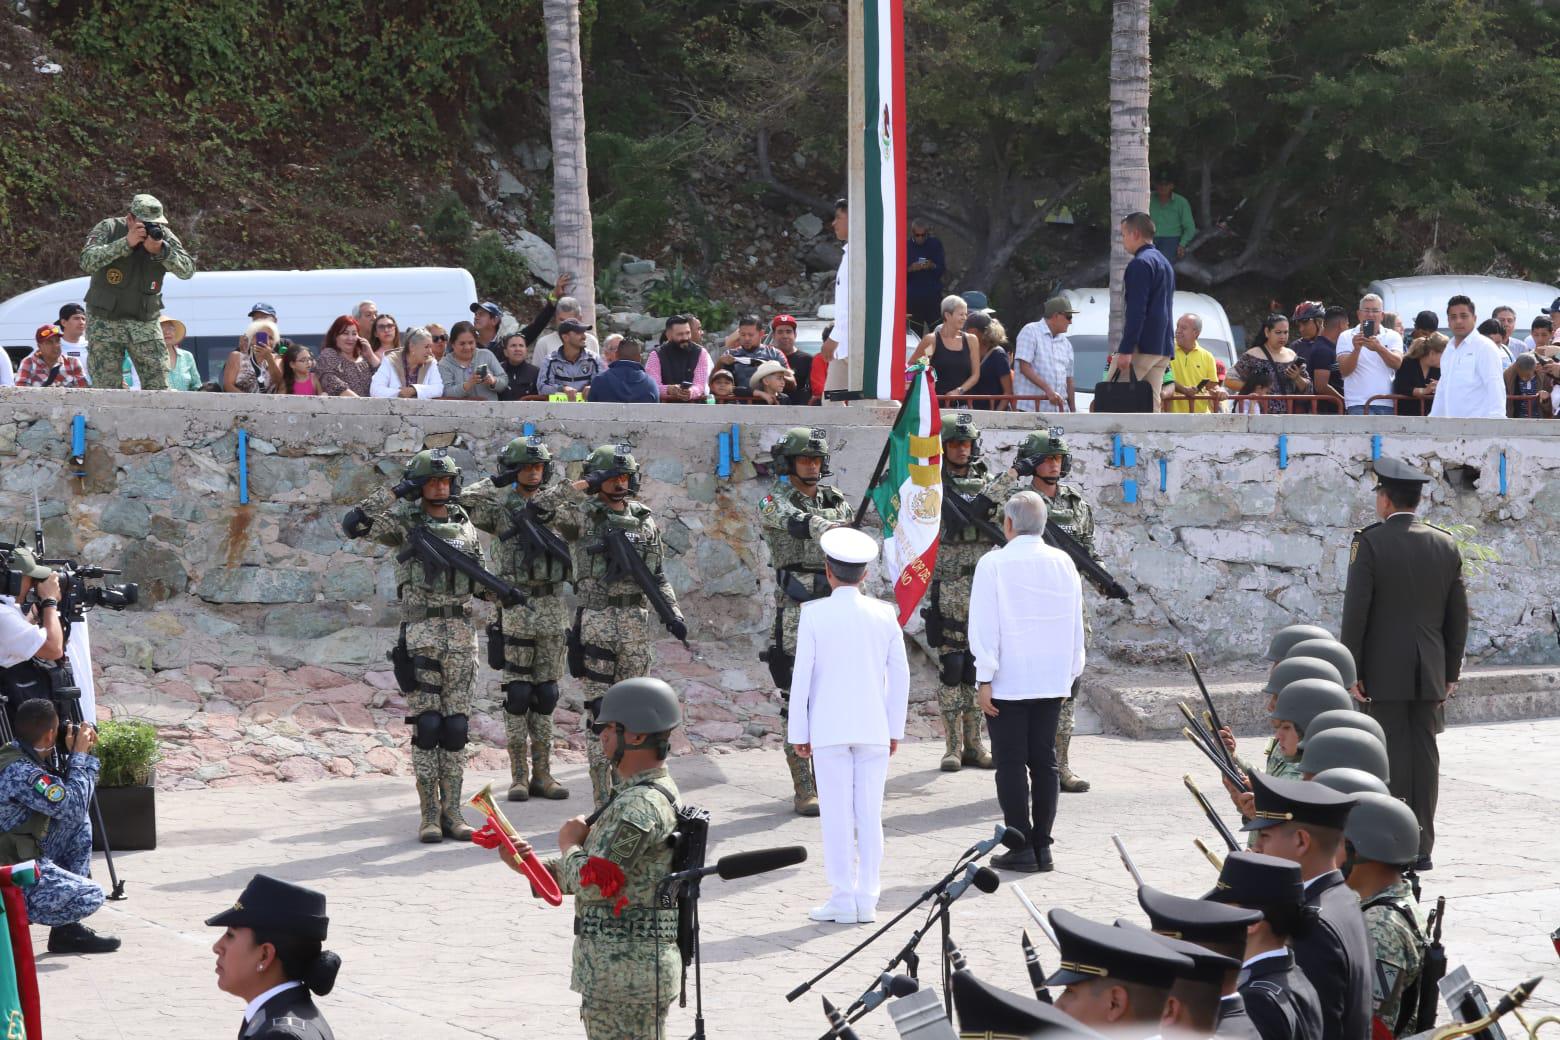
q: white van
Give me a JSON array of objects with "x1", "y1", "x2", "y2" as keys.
[
  {"x1": 0, "y1": 267, "x2": 478, "y2": 380},
  {"x1": 1059, "y1": 287, "x2": 1237, "y2": 407},
  {"x1": 1365, "y1": 276, "x2": 1559, "y2": 338}
]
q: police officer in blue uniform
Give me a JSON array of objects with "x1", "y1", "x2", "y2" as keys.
[
  {"x1": 209, "y1": 874, "x2": 340, "y2": 1040},
  {"x1": 0, "y1": 698, "x2": 118, "y2": 953}
]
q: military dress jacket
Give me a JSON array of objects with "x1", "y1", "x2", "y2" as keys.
[
  {"x1": 1340, "y1": 515, "x2": 1468, "y2": 702},
  {"x1": 1216, "y1": 992, "x2": 1262, "y2": 1040},
  {"x1": 1292, "y1": 871, "x2": 1373, "y2": 1040},
  {"x1": 239, "y1": 984, "x2": 334, "y2": 1040},
  {"x1": 1241, "y1": 950, "x2": 1324, "y2": 1040}
]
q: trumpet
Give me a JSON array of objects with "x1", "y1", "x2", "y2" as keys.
[{"x1": 469, "y1": 783, "x2": 564, "y2": 907}]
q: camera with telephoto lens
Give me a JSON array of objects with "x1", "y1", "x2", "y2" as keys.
[
  {"x1": 143, "y1": 223, "x2": 165, "y2": 242},
  {"x1": 47, "y1": 560, "x2": 139, "y2": 621}
]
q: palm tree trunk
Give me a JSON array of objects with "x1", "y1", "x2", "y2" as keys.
[
  {"x1": 1107, "y1": 0, "x2": 1151, "y2": 350},
  {"x1": 543, "y1": 0, "x2": 595, "y2": 322}
]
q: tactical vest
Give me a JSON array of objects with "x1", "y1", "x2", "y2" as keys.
[
  {"x1": 84, "y1": 219, "x2": 167, "y2": 322},
  {"x1": 763, "y1": 484, "x2": 851, "y2": 572},
  {"x1": 498, "y1": 492, "x2": 571, "y2": 585},
  {"x1": 582, "y1": 504, "x2": 659, "y2": 582},
  {"x1": 945, "y1": 463, "x2": 998, "y2": 544},
  {"x1": 395, "y1": 507, "x2": 482, "y2": 598},
  {"x1": 0, "y1": 745, "x2": 51, "y2": 865}
]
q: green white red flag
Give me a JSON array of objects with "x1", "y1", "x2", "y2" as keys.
[
  {"x1": 859, "y1": 0, "x2": 909, "y2": 401},
  {"x1": 0, "y1": 860, "x2": 41, "y2": 1040},
  {"x1": 867, "y1": 366, "x2": 941, "y2": 624}
]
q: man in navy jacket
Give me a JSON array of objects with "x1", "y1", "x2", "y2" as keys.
[
  {"x1": 586, "y1": 338, "x2": 659, "y2": 403},
  {"x1": 1110, "y1": 212, "x2": 1176, "y2": 412}
]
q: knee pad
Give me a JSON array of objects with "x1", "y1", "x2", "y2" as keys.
[
  {"x1": 503, "y1": 680, "x2": 534, "y2": 716},
  {"x1": 529, "y1": 681, "x2": 560, "y2": 715},
  {"x1": 409, "y1": 711, "x2": 443, "y2": 750},
  {"x1": 939, "y1": 651, "x2": 969, "y2": 687},
  {"x1": 440, "y1": 713, "x2": 470, "y2": 751}
]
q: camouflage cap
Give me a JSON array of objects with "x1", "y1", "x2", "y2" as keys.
[{"x1": 129, "y1": 193, "x2": 169, "y2": 224}]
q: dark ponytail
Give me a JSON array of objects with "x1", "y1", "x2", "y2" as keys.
[
  {"x1": 254, "y1": 931, "x2": 342, "y2": 996},
  {"x1": 1249, "y1": 313, "x2": 1288, "y2": 350}
]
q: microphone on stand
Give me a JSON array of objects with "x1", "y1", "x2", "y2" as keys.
[
  {"x1": 660, "y1": 845, "x2": 807, "y2": 894},
  {"x1": 965, "y1": 824, "x2": 1026, "y2": 859},
  {"x1": 945, "y1": 864, "x2": 1001, "y2": 903},
  {"x1": 858, "y1": 973, "x2": 921, "y2": 1014}
]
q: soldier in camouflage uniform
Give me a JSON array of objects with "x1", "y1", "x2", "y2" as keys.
[
  {"x1": 343, "y1": 449, "x2": 485, "y2": 844},
  {"x1": 535, "y1": 445, "x2": 686, "y2": 808},
  {"x1": 758, "y1": 427, "x2": 854, "y2": 816},
  {"x1": 928, "y1": 412, "x2": 1014, "y2": 772},
  {"x1": 1008, "y1": 429, "x2": 1094, "y2": 792},
  {"x1": 79, "y1": 193, "x2": 196, "y2": 389},
  {"x1": 501, "y1": 678, "x2": 683, "y2": 1040},
  {"x1": 1344, "y1": 793, "x2": 1429, "y2": 1037},
  {"x1": 465, "y1": 435, "x2": 572, "y2": 802}
]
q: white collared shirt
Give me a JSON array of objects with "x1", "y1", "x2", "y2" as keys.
[
  {"x1": 244, "y1": 980, "x2": 303, "y2": 1024},
  {"x1": 1242, "y1": 949, "x2": 1290, "y2": 970},
  {"x1": 786, "y1": 585, "x2": 909, "y2": 748},
  {"x1": 968, "y1": 535, "x2": 1085, "y2": 699},
  {"x1": 1336, "y1": 325, "x2": 1404, "y2": 409},
  {"x1": 0, "y1": 596, "x2": 46, "y2": 668},
  {"x1": 1429, "y1": 330, "x2": 1506, "y2": 418},
  {"x1": 831, "y1": 244, "x2": 851, "y2": 359}
]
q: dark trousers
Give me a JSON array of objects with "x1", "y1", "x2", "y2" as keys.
[
  {"x1": 1364, "y1": 699, "x2": 1441, "y2": 856},
  {"x1": 985, "y1": 697, "x2": 1063, "y2": 850}
]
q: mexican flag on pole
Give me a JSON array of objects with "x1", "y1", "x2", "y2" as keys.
[
  {"x1": 867, "y1": 366, "x2": 941, "y2": 625},
  {"x1": 0, "y1": 861, "x2": 41, "y2": 1040},
  {"x1": 859, "y1": 0, "x2": 908, "y2": 401}
]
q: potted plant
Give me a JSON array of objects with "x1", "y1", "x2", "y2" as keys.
[{"x1": 90, "y1": 719, "x2": 160, "y2": 852}]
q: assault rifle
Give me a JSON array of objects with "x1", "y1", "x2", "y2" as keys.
[
  {"x1": 499, "y1": 501, "x2": 573, "y2": 573},
  {"x1": 1043, "y1": 520, "x2": 1131, "y2": 602},
  {"x1": 941, "y1": 484, "x2": 1007, "y2": 546},
  {"x1": 396, "y1": 526, "x2": 526, "y2": 608},
  {"x1": 594, "y1": 526, "x2": 689, "y2": 647}
]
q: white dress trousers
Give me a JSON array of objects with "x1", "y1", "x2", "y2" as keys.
[{"x1": 812, "y1": 743, "x2": 891, "y2": 909}]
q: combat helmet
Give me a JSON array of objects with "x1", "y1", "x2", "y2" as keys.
[
  {"x1": 1345, "y1": 793, "x2": 1420, "y2": 866},
  {"x1": 1270, "y1": 678, "x2": 1353, "y2": 735},
  {"x1": 1301, "y1": 709, "x2": 1386, "y2": 750},
  {"x1": 1016, "y1": 427, "x2": 1072, "y2": 478},
  {"x1": 403, "y1": 448, "x2": 462, "y2": 500},
  {"x1": 583, "y1": 443, "x2": 641, "y2": 497},
  {"x1": 1285, "y1": 638, "x2": 1357, "y2": 689},
  {"x1": 1311, "y1": 767, "x2": 1391, "y2": 797},
  {"x1": 595, "y1": 677, "x2": 682, "y2": 761},
  {"x1": 940, "y1": 411, "x2": 982, "y2": 457},
  {"x1": 772, "y1": 426, "x2": 832, "y2": 482},
  {"x1": 1265, "y1": 624, "x2": 1333, "y2": 663},
  {"x1": 1262, "y1": 655, "x2": 1344, "y2": 696},
  {"x1": 1299, "y1": 728, "x2": 1389, "y2": 782},
  {"x1": 497, "y1": 434, "x2": 553, "y2": 488}
]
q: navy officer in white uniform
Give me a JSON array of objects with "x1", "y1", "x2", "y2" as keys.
[{"x1": 787, "y1": 526, "x2": 910, "y2": 925}]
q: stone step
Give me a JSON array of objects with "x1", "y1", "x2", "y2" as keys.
[{"x1": 1081, "y1": 665, "x2": 1560, "y2": 739}]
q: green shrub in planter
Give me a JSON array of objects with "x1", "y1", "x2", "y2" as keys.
[{"x1": 92, "y1": 719, "x2": 161, "y2": 788}]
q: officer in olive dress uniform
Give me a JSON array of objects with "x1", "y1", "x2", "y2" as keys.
[
  {"x1": 1046, "y1": 907, "x2": 1192, "y2": 1036},
  {"x1": 927, "y1": 412, "x2": 1013, "y2": 773},
  {"x1": 1343, "y1": 793, "x2": 1429, "y2": 1038},
  {"x1": 1137, "y1": 884, "x2": 1263, "y2": 1039},
  {"x1": 534, "y1": 446, "x2": 686, "y2": 807},
  {"x1": 80, "y1": 193, "x2": 196, "y2": 388},
  {"x1": 501, "y1": 678, "x2": 683, "y2": 1040},
  {"x1": 343, "y1": 449, "x2": 486, "y2": 844},
  {"x1": 208, "y1": 873, "x2": 341, "y2": 1040},
  {"x1": 1008, "y1": 428, "x2": 1093, "y2": 792},
  {"x1": 758, "y1": 427, "x2": 854, "y2": 816},
  {"x1": 1340, "y1": 457, "x2": 1468, "y2": 871},
  {"x1": 465, "y1": 435, "x2": 572, "y2": 802},
  {"x1": 1243, "y1": 774, "x2": 1372, "y2": 1040},
  {"x1": 1206, "y1": 851, "x2": 1325, "y2": 1040}
]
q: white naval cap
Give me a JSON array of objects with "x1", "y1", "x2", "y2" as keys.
[{"x1": 820, "y1": 526, "x2": 878, "y2": 566}]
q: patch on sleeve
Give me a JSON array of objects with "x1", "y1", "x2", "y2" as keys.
[
  {"x1": 29, "y1": 772, "x2": 65, "y2": 803},
  {"x1": 606, "y1": 816, "x2": 651, "y2": 866},
  {"x1": 1349, "y1": 535, "x2": 1360, "y2": 564}
]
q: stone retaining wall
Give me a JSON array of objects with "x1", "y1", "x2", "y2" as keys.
[{"x1": 2, "y1": 390, "x2": 1557, "y2": 788}]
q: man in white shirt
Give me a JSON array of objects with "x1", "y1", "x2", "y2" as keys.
[
  {"x1": 1430, "y1": 296, "x2": 1507, "y2": 419},
  {"x1": 57, "y1": 303, "x2": 91, "y2": 383},
  {"x1": 1012, "y1": 297, "x2": 1077, "y2": 412},
  {"x1": 968, "y1": 490, "x2": 1084, "y2": 874},
  {"x1": 1, "y1": 547, "x2": 65, "y2": 668},
  {"x1": 1336, "y1": 293, "x2": 1403, "y2": 415},
  {"x1": 819, "y1": 199, "x2": 851, "y2": 403},
  {"x1": 788, "y1": 526, "x2": 909, "y2": 925}
]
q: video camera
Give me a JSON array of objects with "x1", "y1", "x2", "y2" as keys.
[{"x1": 45, "y1": 560, "x2": 138, "y2": 621}]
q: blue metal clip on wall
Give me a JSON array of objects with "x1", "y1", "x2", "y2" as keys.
[
  {"x1": 1371, "y1": 434, "x2": 1382, "y2": 461},
  {"x1": 70, "y1": 415, "x2": 86, "y2": 477},
  {"x1": 1499, "y1": 452, "x2": 1508, "y2": 496},
  {"x1": 730, "y1": 424, "x2": 742, "y2": 462},
  {"x1": 1158, "y1": 458, "x2": 1168, "y2": 493},
  {"x1": 1278, "y1": 434, "x2": 1289, "y2": 470},
  {"x1": 717, "y1": 431, "x2": 732, "y2": 479},
  {"x1": 522, "y1": 422, "x2": 535, "y2": 437},
  {"x1": 237, "y1": 429, "x2": 250, "y2": 505}
]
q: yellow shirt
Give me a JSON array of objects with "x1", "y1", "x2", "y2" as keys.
[{"x1": 1168, "y1": 344, "x2": 1218, "y2": 413}]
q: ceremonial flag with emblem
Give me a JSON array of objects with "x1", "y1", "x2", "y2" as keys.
[
  {"x1": 0, "y1": 861, "x2": 41, "y2": 1040},
  {"x1": 866, "y1": 366, "x2": 941, "y2": 625},
  {"x1": 858, "y1": 0, "x2": 908, "y2": 401}
]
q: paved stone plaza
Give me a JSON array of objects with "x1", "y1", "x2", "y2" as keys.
[{"x1": 40, "y1": 719, "x2": 1560, "y2": 1039}]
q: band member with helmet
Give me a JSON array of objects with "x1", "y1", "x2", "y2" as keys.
[
  {"x1": 1009, "y1": 427, "x2": 1094, "y2": 793},
  {"x1": 208, "y1": 873, "x2": 341, "y2": 1040},
  {"x1": 1342, "y1": 793, "x2": 1429, "y2": 1038},
  {"x1": 343, "y1": 449, "x2": 488, "y2": 843},
  {"x1": 465, "y1": 435, "x2": 573, "y2": 802},
  {"x1": 497, "y1": 677, "x2": 683, "y2": 1040},
  {"x1": 929, "y1": 411, "x2": 1015, "y2": 773},
  {"x1": 758, "y1": 427, "x2": 854, "y2": 817},
  {"x1": 535, "y1": 444, "x2": 686, "y2": 807}
]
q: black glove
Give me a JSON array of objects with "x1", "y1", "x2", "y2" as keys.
[
  {"x1": 786, "y1": 515, "x2": 811, "y2": 539},
  {"x1": 1013, "y1": 455, "x2": 1038, "y2": 478},
  {"x1": 491, "y1": 468, "x2": 519, "y2": 488},
  {"x1": 668, "y1": 618, "x2": 688, "y2": 643},
  {"x1": 585, "y1": 470, "x2": 609, "y2": 492},
  {"x1": 392, "y1": 479, "x2": 420, "y2": 499}
]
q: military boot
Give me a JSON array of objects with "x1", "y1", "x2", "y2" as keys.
[
  {"x1": 528, "y1": 712, "x2": 569, "y2": 800},
  {"x1": 962, "y1": 710, "x2": 994, "y2": 769},
  {"x1": 439, "y1": 752, "x2": 476, "y2": 841},
  {"x1": 413, "y1": 748, "x2": 443, "y2": 844},
  {"x1": 1058, "y1": 735, "x2": 1091, "y2": 792},
  {"x1": 504, "y1": 712, "x2": 531, "y2": 802},
  {"x1": 940, "y1": 711, "x2": 964, "y2": 772},
  {"x1": 786, "y1": 744, "x2": 819, "y2": 816}
]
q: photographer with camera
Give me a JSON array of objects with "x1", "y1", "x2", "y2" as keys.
[
  {"x1": 79, "y1": 193, "x2": 196, "y2": 390},
  {"x1": 1, "y1": 546, "x2": 65, "y2": 669},
  {"x1": 437, "y1": 321, "x2": 507, "y2": 401}
]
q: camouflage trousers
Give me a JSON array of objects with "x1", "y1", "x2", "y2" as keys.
[
  {"x1": 86, "y1": 315, "x2": 168, "y2": 389},
  {"x1": 929, "y1": 576, "x2": 987, "y2": 757},
  {"x1": 26, "y1": 814, "x2": 104, "y2": 927},
  {"x1": 406, "y1": 616, "x2": 477, "y2": 804},
  {"x1": 581, "y1": 1003, "x2": 669, "y2": 1040},
  {"x1": 498, "y1": 596, "x2": 568, "y2": 780},
  {"x1": 578, "y1": 604, "x2": 654, "y2": 806},
  {"x1": 775, "y1": 599, "x2": 818, "y2": 801}
]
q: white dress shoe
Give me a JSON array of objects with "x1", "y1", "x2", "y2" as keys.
[
  {"x1": 854, "y1": 903, "x2": 877, "y2": 923},
  {"x1": 808, "y1": 903, "x2": 858, "y2": 924}
]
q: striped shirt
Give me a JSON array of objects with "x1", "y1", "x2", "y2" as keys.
[{"x1": 1013, "y1": 322, "x2": 1074, "y2": 413}]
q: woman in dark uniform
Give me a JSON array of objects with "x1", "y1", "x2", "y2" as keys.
[{"x1": 207, "y1": 874, "x2": 340, "y2": 1040}]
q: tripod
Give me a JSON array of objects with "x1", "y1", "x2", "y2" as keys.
[{"x1": 53, "y1": 685, "x2": 127, "y2": 902}]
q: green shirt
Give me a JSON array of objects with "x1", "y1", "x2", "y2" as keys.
[
  {"x1": 125, "y1": 348, "x2": 201, "y2": 391},
  {"x1": 1149, "y1": 192, "x2": 1196, "y2": 241}
]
